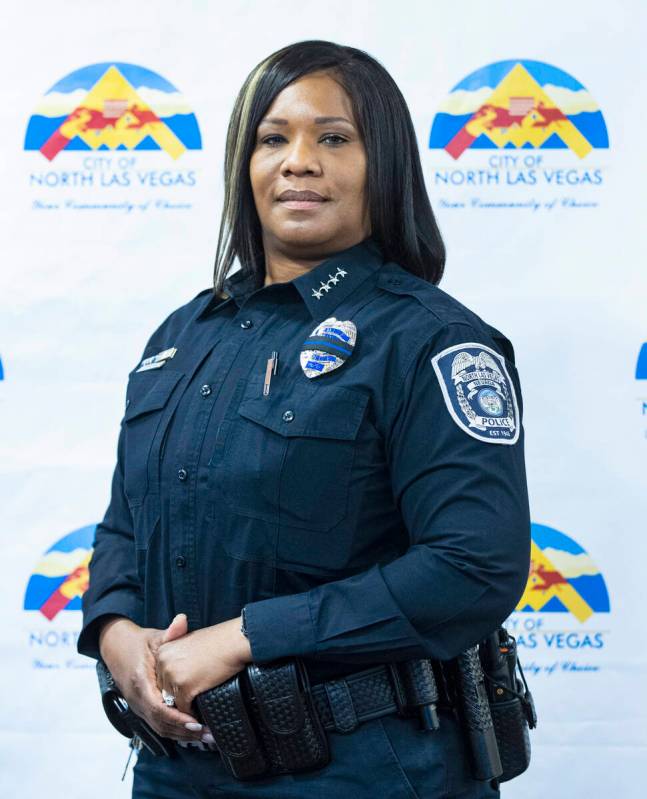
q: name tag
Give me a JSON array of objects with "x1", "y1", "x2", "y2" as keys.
[{"x1": 136, "y1": 347, "x2": 177, "y2": 373}]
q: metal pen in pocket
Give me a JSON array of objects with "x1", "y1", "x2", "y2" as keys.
[{"x1": 263, "y1": 351, "x2": 278, "y2": 396}]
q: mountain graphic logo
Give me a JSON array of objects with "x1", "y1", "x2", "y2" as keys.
[
  {"x1": 429, "y1": 59, "x2": 609, "y2": 160},
  {"x1": 516, "y1": 523, "x2": 610, "y2": 623},
  {"x1": 24, "y1": 62, "x2": 202, "y2": 161},
  {"x1": 636, "y1": 344, "x2": 647, "y2": 379},
  {"x1": 24, "y1": 525, "x2": 96, "y2": 620}
]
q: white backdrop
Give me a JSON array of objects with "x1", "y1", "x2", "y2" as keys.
[{"x1": 1, "y1": 1, "x2": 646, "y2": 796}]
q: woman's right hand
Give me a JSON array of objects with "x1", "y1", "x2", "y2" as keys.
[{"x1": 98, "y1": 614, "x2": 206, "y2": 743}]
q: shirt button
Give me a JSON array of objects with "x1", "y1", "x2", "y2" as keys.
[
  {"x1": 240, "y1": 319, "x2": 253, "y2": 329},
  {"x1": 282, "y1": 410, "x2": 295, "y2": 423},
  {"x1": 200, "y1": 384, "x2": 212, "y2": 397},
  {"x1": 175, "y1": 555, "x2": 186, "y2": 568},
  {"x1": 177, "y1": 468, "x2": 188, "y2": 482}
]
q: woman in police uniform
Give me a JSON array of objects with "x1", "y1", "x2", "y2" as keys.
[{"x1": 79, "y1": 40, "x2": 531, "y2": 798}]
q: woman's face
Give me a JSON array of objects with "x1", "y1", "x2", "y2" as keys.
[{"x1": 249, "y1": 71, "x2": 370, "y2": 259}]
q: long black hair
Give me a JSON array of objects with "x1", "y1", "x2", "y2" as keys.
[{"x1": 213, "y1": 39, "x2": 445, "y2": 291}]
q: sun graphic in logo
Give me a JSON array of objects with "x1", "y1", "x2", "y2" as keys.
[
  {"x1": 516, "y1": 523, "x2": 610, "y2": 623},
  {"x1": 430, "y1": 59, "x2": 609, "y2": 159},
  {"x1": 25, "y1": 62, "x2": 201, "y2": 161},
  {"x1": 24, "y1": 525, "x2": 96, "y2": 620}
]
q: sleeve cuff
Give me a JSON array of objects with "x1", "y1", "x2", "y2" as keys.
[
  {"x1": 243, "y1": 591, "x2": 316, "y2": 663},
  {"x1": 77, "y1": 592, "x2": 144, "y2": 661}
]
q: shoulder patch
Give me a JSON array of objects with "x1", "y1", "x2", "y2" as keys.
[{"x1": 431, "y1": 342, "x2": 520, "y2": 445}]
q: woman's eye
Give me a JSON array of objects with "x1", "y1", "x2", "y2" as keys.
[
  {"x1": 261, "y1": 135, "x2": 285, "y2": 146},
  {"x1": 321, "y1": 134, "x2": 347, "y2": 145},
  {"x1": 259, "y1": 133, "x2": 348, "y2": 147}
]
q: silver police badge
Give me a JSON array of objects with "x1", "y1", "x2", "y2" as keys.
[
  {"x1": 300, "y1": 317, "x2": 357, "y2": 378},
  {"x1": 431, "y1": 342, "x2": 520, "y2": 444}
]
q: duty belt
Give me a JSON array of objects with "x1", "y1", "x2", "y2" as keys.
[
  {"x1": 97, "y1": 628, "x2": 537, "y2": 785},
  {"x1": 189, "y1": 657, "x2": 452, "y2": 780}
]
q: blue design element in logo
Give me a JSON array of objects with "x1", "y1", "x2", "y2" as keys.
[
  {"x1": 431, "y1": 343, "x2": 519, "y2": 445},
  {"x1": 636, "y1": 344, "x2": 647, "y2": 379},
  {"x1": 0, "y1": 356, "x2": 4, "y2": 380}
]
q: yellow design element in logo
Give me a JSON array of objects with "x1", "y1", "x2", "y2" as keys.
[
  {"x1": 42, "y1": 65, "x2": 185, "y2": 160},
  {"x1": 516, "y1": 540, "x2": 594, "y2": 623},
  {"x1": 448, "y1": 63, "x2": 592, "y2": 160}
]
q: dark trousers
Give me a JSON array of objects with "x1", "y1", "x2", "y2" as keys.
[{"x1": 132, "y1": 709, "x2": 501, "y2": 798}]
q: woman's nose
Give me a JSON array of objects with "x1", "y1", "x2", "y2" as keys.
[{"x1": 280, "y1": 137, "x2": 322, "y2": 177}]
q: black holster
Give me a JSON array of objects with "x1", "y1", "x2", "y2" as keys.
[
  {"x1": 478, "y1": 628, "x2": 537, "y2": 783},
  {"x1": 96, "y1": 659, "x2": 174, "y2": 757},
  {"x1": 447, "y1": 628, "x2": 537, "y2": 784}
]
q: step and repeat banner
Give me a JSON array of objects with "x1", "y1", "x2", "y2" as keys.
[{"x1": 1, "y1": 1, "x2": 645, "y2": 796}]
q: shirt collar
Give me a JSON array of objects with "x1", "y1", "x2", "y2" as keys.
[
  {"x1": 199, "y1": 236, "x2": 383, "y2": 321},
  {"x1": 291, "y1": 236, "x2": 383, "y2": 321}
]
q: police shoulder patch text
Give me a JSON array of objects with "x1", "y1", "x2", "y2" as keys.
[{"x1": 431, "y1": 342, "x2": 519, "y2": 444}]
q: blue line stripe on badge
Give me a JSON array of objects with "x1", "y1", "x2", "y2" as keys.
[{"x1": 303, "y1": 339, "x2": 352, "y2": 355}]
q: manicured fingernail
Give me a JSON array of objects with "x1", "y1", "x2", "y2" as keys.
[
  {"x1": 201, "y1": 733, "x2": 215, "y2": 744},
  {"x1": 185, "y1": 722, "x2": 202, "y2": 731}
]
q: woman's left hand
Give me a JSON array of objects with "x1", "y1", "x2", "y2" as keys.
[{"x1": 155, "y1": 615, "x2": 253, "y2": 716}]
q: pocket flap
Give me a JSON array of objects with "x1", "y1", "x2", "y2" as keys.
[
  {"x1": 237, "y1": 383, "x2": 368, "y2": 440},
  {"x1": 124, "y1": 370, "x2": 183, "y2": 422}
]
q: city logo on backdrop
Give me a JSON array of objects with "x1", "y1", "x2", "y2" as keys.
[
  {"x1": 505, "y1": 523, "x2": 611, "y2": 677},
  {"x1": 637, "y1": 343, "x2": 647, "y2": 438},
  {"x1": 23, "y1": 524, "x2": 96, "y2": 669},
  {"x1": 24, "y1": 62, "x2": 202, "y2": 214},
  {"x1": 428, "y1": 59, "x2": 609, "y2": 213},
  {"x1": 637, "y1": 345, "x2": 647, "y2": 380}
]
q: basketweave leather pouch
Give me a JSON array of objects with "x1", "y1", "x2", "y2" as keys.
[
  {"x1": 194, "y1": 658, "x2": 330, "y2": 780},
  {"x1": 490, "y1": 697, "x2": 531, "y2": 781}
]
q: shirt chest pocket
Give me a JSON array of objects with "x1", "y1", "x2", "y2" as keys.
[
  {"x1": 122, "y1": 370, "x2": 184, "y2": 507},
  {"x1": 210, "y1": 378, "x2": 369, "y2": 532}
]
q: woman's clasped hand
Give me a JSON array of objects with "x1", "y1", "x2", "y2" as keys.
[{"x1": 98, "y1": 613, "x2": 252, "y2": 744}]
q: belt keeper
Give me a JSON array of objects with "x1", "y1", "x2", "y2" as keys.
[
  {"x1": 324, "y1": 679, "x2": 358, "y2": 733},
  {"x1": 387, "y1": 664, "x2": 409, "y2": 716}
]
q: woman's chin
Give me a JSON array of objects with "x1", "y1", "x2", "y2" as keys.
[{"x1": 271, "y1": 225, "x2": 338, "y2": 252}]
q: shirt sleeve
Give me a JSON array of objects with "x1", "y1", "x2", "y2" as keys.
[
  {"x1": 77, "y1": 420, "x2": 144, "y2": 661},
  {"x1": 243, "y1": 321, "x2": 531, "y2": 663}
]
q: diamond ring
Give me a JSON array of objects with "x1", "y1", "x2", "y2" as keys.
[{"x1": 161, "y1": 689, "x2": 176, "y2": 707}]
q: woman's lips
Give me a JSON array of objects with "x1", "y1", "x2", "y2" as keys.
[
  {"x1": 277, "y1": 190, "x2": 328, "y2": 211},
  {"x1": 279, "y1": 199, "x2": 326, "y2": 210}
]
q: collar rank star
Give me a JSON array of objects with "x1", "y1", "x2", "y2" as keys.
[
  {"x1": 311, "y1": 267, "x2": 348, "y2": 300},
  {"x1": 300, "y1": 317, "x2": 357, "y2": 378},
  {"x1": 136, "y1": 347, "x2": 177, "y2": 373}
]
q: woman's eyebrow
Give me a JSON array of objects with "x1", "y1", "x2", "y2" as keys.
[{"x1": 259, "y1": 116, "x2": 354, "y2": 126}]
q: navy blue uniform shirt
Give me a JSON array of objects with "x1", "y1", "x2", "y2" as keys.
[{"x1": 78, "y1": 237, "x2": 531, "y2": 680}]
